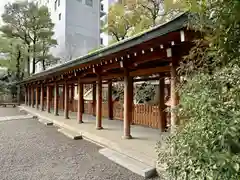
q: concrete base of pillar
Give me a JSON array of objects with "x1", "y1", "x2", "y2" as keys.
[
  {"x1": 58, "y1": 128, "x2": 82, "y2": 140},
  {"x1": 122, "y1": 135, "x2": 132, "y2": 139},
  {"x1": 38, "y1": 119, "x2": 53, "y2": 126},
  {"x1": 99, "y1": 148, "x2": 156, "y2": 178}
]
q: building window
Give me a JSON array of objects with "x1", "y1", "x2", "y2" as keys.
[
  {"x1": 85, "y1": 0, "x2": 93, "y2": 7},
  {"x1": 100, "y1": 38, "x2": 103, "y2": 45},
  {"x1": 54, "y1": 0, "x2": 57, "y2": 10},
  {"x1": 59, "y1": 13, "x2": 61, "y2": 20},
  {"x1": 58, "y1": 0, "x2": 60, "y2": 6}
]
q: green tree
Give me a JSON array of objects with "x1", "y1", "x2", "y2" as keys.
[
  {"x1": 1, "y1": 1, "x2": 31, "y2": 75},
  {"x1": 104, "y1": 0, "x2": 184, "y2": 43},
  {"x1": 137, "y1": 0, "x2": 164, "y2": 26},
  {"x1": 0, "y1": 36, "x2": 28, "y2": 101},
  {"x1": 134, "y1": 82, "x2": 155, "y2": 103},
  {"x1": 1, "y1": 1, "x2": 57, "y2": 75},
  {"x1": 27, "y1": 4, "x2": 57, "y2": 72},
  {"x1": 157, "y1": 0, "x2": 240, "y2": 179},
  {"x1": 103, "y1": 3, "x2": 141, "y2": 42},
  {"x1": 0, "y1": 37, "x2": 26, "y2": 81}
]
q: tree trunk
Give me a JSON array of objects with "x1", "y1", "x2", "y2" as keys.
[
  {"x1": 27, "y1": 46, "x2": 30, "y2": 76},
  {"x1": 16, "y1": 49, "x2": 21, "y2": 81},
  {"x1": 42, "y1": 60, "x2": 46, "y2": 70},
  {"x1": 32, "y1": 41, "x2": 36, "y2": 74},
  {"x1": 16, "y1": 49, "x2": 21, "y2": 103}
]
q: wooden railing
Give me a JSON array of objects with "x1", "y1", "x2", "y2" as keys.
[{"x1": 44, "y1": 98, "x2": 169, "y2": 129}]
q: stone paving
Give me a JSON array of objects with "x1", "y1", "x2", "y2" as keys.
[{"x1": 0, "y1": 108, "x2": 158, "y2": 180}]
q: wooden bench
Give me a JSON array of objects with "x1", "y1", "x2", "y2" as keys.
[{"x1": 0, "y1": 103, "x2": 19, "y2": 108}]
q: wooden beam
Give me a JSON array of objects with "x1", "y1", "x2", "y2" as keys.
[
  {"x1": 130, "y1": 66, "x2": 170, "y2": 77},
  {"x1": 132, "y1": 49, "x2": 169, "y2": 66},
  {"x1": 101, "y1": 62, "x2": 120, "y2": 71},
  {"x1": 33, "y1": 65, "x2": 170, "y2": 86},
  {"x1": 133, "y1": 76, "x2": 160, "y2": 82}
]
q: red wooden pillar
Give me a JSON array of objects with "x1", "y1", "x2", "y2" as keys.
[
  {"x1": 62, "y1": 85, "x2": 65, "y2": 111},
  {"x1": 71, "y1": 84, "x2": 75, "y2": 100},
  {"x1": 50, "y1": 86, "x2": 53, "y2": 110},
  {"x1": 31, "y1": 86, "x2": 34, "y2": 108},
  {"x1": 28, "y1": 86, "x2": 31, "y2": 106},
  {"x1": 170, "y1": 59, "x2": 179, "y2": 133},
  {"x1": 46, "y1": 85, "x2": 51, "y2": 113},
  {"x1": 71, "y1": 83, "x2": 75, "y2": 111},
  {"x1": 92, "y1": 83, "x2": 96, "y2": 116},
  {"x1": 108, "y1": 81, "x2": 113, "y2": 120},
  {"x1": 77, "y1": 79, "x2": 84, "y2": 123},
  {"x1": 40, "y1": 84, "x2": 44, "y2": 111},
  {"x1": 35, "y1": 86, "x2": 39, "y2": 109},
  {"x1": 159, "y1": 75, "x2": 167, "y2": 132},
  {"x1": 96, "y1": 75, "x2": 103, "y2": 130},
  {"x1": 54, "y1": 82, "x2": 59, "y2": 116},
  {"x1": 123, "y1": 71, "x2": 133, "y2": 139},
  {"x1": 25, "y1": 86, "x2": 27, "y2": 105},
  {"x1": 64, "y1": 82, "x2": 69, "y2": 119}
]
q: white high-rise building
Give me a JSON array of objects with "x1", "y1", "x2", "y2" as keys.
[{"x1": 32, "y1": 0, "x2": 101, "y2": 73}]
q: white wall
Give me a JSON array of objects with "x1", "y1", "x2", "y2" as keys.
[
  {"x1": 31, "y1": 0, "x2": 101, "y2": 72},
  {"x1": 64, "y1": 0, "x2": 100, "y2": 59},
  {"x1": 48, "y1": 0, "x2": 67, "y2": 59}
]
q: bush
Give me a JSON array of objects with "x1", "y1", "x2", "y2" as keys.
[
  {"x1": 156, "y1": 0, "x2": 240, "y2": 179},
  {"x1": 157, "y1": 65, "x2": 240, "y2": 179}
]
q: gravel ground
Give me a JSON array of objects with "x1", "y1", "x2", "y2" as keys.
[
  {"x1": 0, "y1": 107, "x2": 25, "y2": 117},
  {"x1": 0, "y1": 108, "x2": 158, "y2": 180}
]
